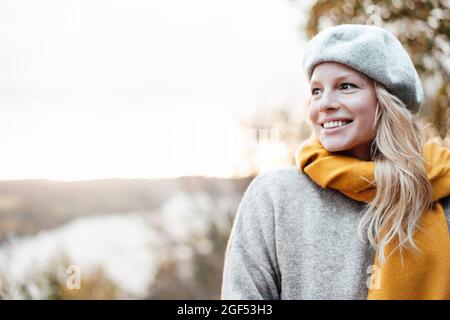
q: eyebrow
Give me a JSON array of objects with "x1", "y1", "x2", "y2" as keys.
[{"x1": 310, "y1": 74, "x2": 361, "y2": 86}]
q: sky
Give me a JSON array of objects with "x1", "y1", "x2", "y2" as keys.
[{"x1": 0, "y1": 0, "x2": 312, "y2": 180}]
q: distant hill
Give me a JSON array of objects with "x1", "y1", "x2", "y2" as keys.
[{"x1": 0, "y1": 176, "x2": 254, "y2": 243}]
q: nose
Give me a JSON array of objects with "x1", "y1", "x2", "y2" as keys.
[{"x1": 317, "y1": 90, "x2": 340, "y2": 113}]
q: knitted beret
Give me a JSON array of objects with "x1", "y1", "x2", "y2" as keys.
[{"x1": 302, "y1": 24, "x2": 423, "y2": 114}]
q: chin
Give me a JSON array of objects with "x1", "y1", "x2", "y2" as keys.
[
  {"x1": 319, "y1": 138, "x2": 352, "y2": 153},
  {"x1": 323, "y1": 145, "x2": 348, "y2": 153}
]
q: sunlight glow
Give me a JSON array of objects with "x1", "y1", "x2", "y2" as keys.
[{"x1": 0, "y1": 0, "x2": 308, "y2": 180}]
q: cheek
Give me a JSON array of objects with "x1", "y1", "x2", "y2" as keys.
[
  {"x1": 353, "y1": 100, "x2": 378, "y2": 135},
  {"x1": 308, "y1": 104, "x2": 318, "y2": 123}
]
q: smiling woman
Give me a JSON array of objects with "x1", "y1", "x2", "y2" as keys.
[
  {"x1": 221, "y1": 24, "x2": 450, "y2": 300},
  {"x1": 308, "y1": 62, "x2": 378, "y2": 160}
]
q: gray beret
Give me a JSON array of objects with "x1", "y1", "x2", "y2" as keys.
[{"x1": 302, "y1": 24, "x2": 423, "y2": 114}]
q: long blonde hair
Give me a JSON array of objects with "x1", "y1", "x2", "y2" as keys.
[
  {"x1": 304, "y1": 81, "x2": 434, "y2": 266},
  {"x1": 358, "y1": 81, "x2": 434, "y2": 266}
]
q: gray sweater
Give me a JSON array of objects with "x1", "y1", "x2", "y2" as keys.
[{"x1": 221, "y1": 166, "x2": 450, "y2": 300}]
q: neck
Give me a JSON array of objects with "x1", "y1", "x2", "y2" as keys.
[{"x1": 338, "y1": 142, "x2": 374, "y2": 161}]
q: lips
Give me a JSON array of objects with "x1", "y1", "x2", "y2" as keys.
[
  {"x1": 321, "y1": 120, "x2": 353, "y2": 131},
  {"x1": 320, "y1": 119, "x2": 353, "y2": 129},
  {"x1": 319, "y1": 118, "x2": 353, "y2": 127}
]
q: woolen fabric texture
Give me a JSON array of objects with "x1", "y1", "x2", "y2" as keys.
[
  {"x1": 302, "y1": 24, "x2": 423, "y2": 113},
  {"x1": 221, "y1": 167, "x2": 450, "y2": 299},
  {"x1": 296, "y1": 138, "x2": 450, "y2": 299}
]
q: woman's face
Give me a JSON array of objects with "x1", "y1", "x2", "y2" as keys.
[{"x1": 309, "y1": 62, "x2": 378, "y2": 160}]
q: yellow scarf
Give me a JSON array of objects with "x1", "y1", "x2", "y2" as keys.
[{"x1": 295, "y1": 138, "x2": 450, "y2": 299}]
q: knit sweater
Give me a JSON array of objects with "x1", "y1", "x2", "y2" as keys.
[{"x1": 221, "y1": 166, "x2": 450, "y2": 300}]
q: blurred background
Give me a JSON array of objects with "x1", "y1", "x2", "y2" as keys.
[{"x1": 0, "y1": 0, "x2": 448, "y2": 299}]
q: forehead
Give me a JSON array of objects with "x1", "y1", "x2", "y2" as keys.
[{"x1": 310, "y1": 62, "x2": 368, "y2": 83}]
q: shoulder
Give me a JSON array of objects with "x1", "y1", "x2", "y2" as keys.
[
  {"x1": 242, "y1": 166, "x2": 324, "y2": 209},
  {"x1": 248, "y1": 166, "x2": 318, "y2": 193},
  {"x1": 248, "y1": 167, "x2": 369, "y2": 216}
]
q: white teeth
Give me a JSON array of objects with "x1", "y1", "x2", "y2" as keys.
[{"x1": 323, "y1": 120, "x2": 351, "y2": 128}]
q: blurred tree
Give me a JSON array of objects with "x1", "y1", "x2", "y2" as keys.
[
  {"x1": 145, "y1": 194, "x2": 239, "y2": 300},
  {"x1": 146, "y1": 222, "x2": 229, "y2": 299},
  {"x1": 245, "y1": 1, "x2": 449, "y2": 172},
  {"x1": 294, "y1": 0, "x2": 449, "y2": 140},
  {"x1": 239, "y1": 99, "x2": 312, "y2": 169},
  {"x1": 0, "y1": 254, "x2": 119, "y2": 299}
]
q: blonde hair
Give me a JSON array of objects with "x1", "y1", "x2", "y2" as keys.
[
  {"x1": 359, "y1": 81, "x2": 434, "y2": 266},
  {"x1": 305, "y1": 81, "x2": 434, "y2": 266}
]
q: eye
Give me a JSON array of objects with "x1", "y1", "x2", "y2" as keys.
[
  {"x1": 340, "y1": 82, "x2": 357, "y2": 90},
  {"x1": 311, "y1": 83, "x2": 356, "y2": 96},
  {"x1": 311, "y1": 88, "x2": 321, "y2": 95}
]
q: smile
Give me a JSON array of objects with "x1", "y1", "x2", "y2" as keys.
[{"x1": 321, "y1": 120, "x2": 353, "y2": 131}]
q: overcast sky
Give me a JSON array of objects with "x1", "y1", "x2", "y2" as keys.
[{"x1": 0, "y1": 0, "x2": 312, "y2": 180}]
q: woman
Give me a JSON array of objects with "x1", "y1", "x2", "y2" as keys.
[{"x1": 221, "y1": 24, "x2": 450, "y2": 300}]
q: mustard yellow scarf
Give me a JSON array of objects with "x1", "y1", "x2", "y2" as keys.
[{"x1": 295, "y1": 138, "x2": 450, "y2": 299}]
